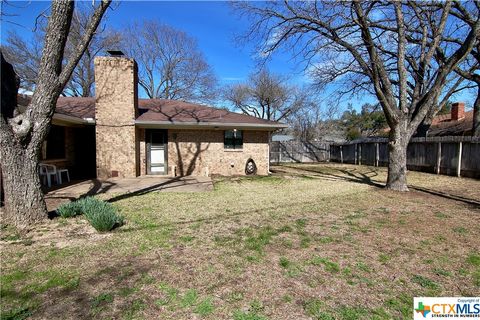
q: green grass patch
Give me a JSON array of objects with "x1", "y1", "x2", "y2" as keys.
[
  {"x1": 452, "y1": 226, "x2": 468, "y2": 235},
  {"x1": 318, "y1": 236, "x2": 334, "y2": 244},
  {"x1": 279, "y1": 257, "x2": 291, "y2": 269},
  {"x1": 412, "y1": 275, "x2": 439, "y2": 290},
  {"x1": 195, "y1": 297, "x2": 215, "y2": 317},
  {"x1": 180, "y1": 289, "x2": 198, "y2": 308},
  {"x1": 0, "y1": 306, "x2": 33, "y2": 320},
  {"x1": 309, "y1": 256, "x2": 340, "y2": 273},
  {"x1": 233, "y1": 300, "x2": 267, "y2": 320},
  {"x1": 179, "y1": 235, "x2": 195, "y2": 243},
  {"x1": 378, "y1": 254, "x2": 391, "y2": 264},
  {"x1": 123, "y1": 299, "x2": 146, "y2": 320},
  {"x1": 466, "y1": 254, "x2": 480, "y2": 266},
  {"x1": 384, "y1": 293, "x2": 411, "y2": 318},
  {"x1": 91, "y1": 292, "x2": 114, "y2": 312},
  {"x1": 355, "y1": 261, "x2": 371, "y2": 273},
  {"x1": 433, "y1": 268, "x2": 452, "y2": 277},
  {"x1": 303, "y1": 299, "x2": 334, "y2": 320},
  {"x1": 338, "y1": 306, "x2": 369, "y2": 320}
]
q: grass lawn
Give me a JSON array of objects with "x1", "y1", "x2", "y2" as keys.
[{"x1": 1, "y1": 163, "x2": 479, "y2": 319}]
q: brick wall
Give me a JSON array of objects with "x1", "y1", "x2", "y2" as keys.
[
  {"x1": 94, "y1": 57, "x2": 139, "y2": 179},
  {"x1": 165, "y1": 129, "x2": 270, "y2": 176}
]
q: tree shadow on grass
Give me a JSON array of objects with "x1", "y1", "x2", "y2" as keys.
[
  {"x1": 275, "y1": 164, "x2": 480, "y2": 209},
  {"x1": 275, "y1": 164, "x2": 384, "y2": 188},
  {"x1": 9, "y1": 257, "x2": 157, "y2": 320}
]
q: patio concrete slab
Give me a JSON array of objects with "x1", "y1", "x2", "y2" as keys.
[{"x1": 45, "y1": 176, "x2": 213, "y2": 210}]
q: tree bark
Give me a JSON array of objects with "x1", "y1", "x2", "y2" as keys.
[
  {"x1": 386, "y1": 122, "x2": 410, "y2": 191},
  {"x1": 1, "y1": 145, "x2": 47, "y2": 228},
  {"x1": 0, "y1": 1, "x2": 111, "y2": 229}
]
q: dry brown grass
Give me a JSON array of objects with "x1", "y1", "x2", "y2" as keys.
[{"x1": 1, "y1": 163, "x2": 479, "y2": 319}]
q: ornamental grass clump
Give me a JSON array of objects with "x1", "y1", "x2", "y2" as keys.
[
  {"x1": 56, "y1": 201, "x2": 82, "y2": 218},
  {"x1": 79, "y1": 197, "x2": 124, "y2": 232},
  {"x1": 56, "y1": 197, "x2": 124, "y2": 232}
]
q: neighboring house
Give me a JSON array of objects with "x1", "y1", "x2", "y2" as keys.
[
  {"x1": 21, "y1": 55, "x2": 287, "y2": 180},
  {"x1": 428, "y1": 102, "x2": 474, "y2": 136}
]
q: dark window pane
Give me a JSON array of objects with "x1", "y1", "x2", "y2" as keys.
[
  {"x1": 224, "y1": 130, "x2": 243, "y2": 149},
  {"x1": 45, "y1": 125, "x2": 66, "y2": 159}
]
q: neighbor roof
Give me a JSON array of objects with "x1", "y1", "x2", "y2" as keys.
[
  {"x1": 429, "y1": 110, "x2": 473, "y2": 136},
  {"x1": 17, "y1": 95, "x2": 287, "y2": 129}
]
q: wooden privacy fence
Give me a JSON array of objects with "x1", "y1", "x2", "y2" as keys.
[
  {"x1": 329, "y1": 136, "x2": 480, "y2": 178},
  {"x1": 270, "y1": 141, "x2": 331, "y2": 163}
]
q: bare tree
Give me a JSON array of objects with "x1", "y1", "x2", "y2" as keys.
[
  {"x1": 64, "y1": 6, "x2": 121, "y2": 97},
  {"x1": 1, "y1": 31, "x2": 43, "y2": 92},
  {"x1": 235, "y1": 1, "x2": 480, "y2": 191},
  {"x1": 447, "y1": 45, "x2": 480, "y2": 136},
  {"x1": 225, "y1": 68, "x2": 306, "y2": 121},
  {"x1": 122, "y1": 20, "x2": 217, "y2": 103},
  {"x1": 0, "y1": 0, "x2": 111, "y2": 229},
  {"x1": 1, "y1": 4, "x2": 120, "y2": 97}
]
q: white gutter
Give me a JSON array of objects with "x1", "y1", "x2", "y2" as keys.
[
  {"x1": 134, "y1": 120, "x2": 288, "y2": 130},
  {"x1": 52, "y1": 113, "x2": 95, "y2": 125}
]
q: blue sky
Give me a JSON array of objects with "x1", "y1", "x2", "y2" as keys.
[
  {"x1": 1, "y1": 1, "x2": 474, "y2": 114},
  {"x1": 1, "y1": 2, "x2": 306, "y2": 84}
]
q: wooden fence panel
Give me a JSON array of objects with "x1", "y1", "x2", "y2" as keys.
[
  {"x1": 439, "y1": 142, "x2": 459, "y2": 176},
  {"x1": 271, "y1": 137, "x2": 479, "y2": 178},
  {"x1": 461, "y1": 142, "x2": 480, "y2": 178},
  {"x1": 270, "y1": 141, "x2": 330, "y2": 163}
]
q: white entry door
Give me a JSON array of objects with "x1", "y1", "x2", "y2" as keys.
[{"x1": 147, "y1": 130, "x2": 167, "y2": 175}]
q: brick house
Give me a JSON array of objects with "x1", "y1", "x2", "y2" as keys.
[
  {"x1": 31, "y1": 55, "x2": 286, "y2": 180},
  {"x1": 428, "y1": 102, "x2": 474, "y2": 136}
]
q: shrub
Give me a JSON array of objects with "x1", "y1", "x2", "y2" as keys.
[
  {"x1": 56, "y1": 201, "x2": 82, "y2": 218},
  {"x1": 57, "y1": 197, "x2": 124, "y2": 232},
  {"x1": 80, "y1": 197, "x2": 124, "y2": 232}
]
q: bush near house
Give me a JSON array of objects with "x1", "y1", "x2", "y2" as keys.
[{"x1": 56, "y1": 197, "x2": 124, "y2": 232}]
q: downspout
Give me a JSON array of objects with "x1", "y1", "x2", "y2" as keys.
[{"x1": 267, "y1": 131, "x2": 271, "y2": 174}]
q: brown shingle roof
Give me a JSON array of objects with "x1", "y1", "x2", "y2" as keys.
[
  {"x1": 136, "y1": 99, "x2": 282, "y2": 126},
  {"x1": 56, "y1": 97, "x2": 96, "y2": 119},
  {"x1": 17, "y1": 95, "x2": 285, "y2": 128},
  {"x1": 429, "y1": 110, "x2": 473, "y2": 136},
  {"x1": 18, "y1": 95, "x2": 95, "y2": 119}
]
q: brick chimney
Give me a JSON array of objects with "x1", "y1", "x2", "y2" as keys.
[
  {"x1": 451, "y1": 102, "x2": 465, "y2": 121},
  {"x1": 94, "y1": 56, "x2": 139, "y2": 179}
]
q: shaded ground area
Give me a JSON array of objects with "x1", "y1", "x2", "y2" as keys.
[
  {"x1": 272, "y1": 163, "x2": 480, "y2": 206},
  {"x1": 44, "y1": 176, "x2": 213, "y2": 211},
  {"x1": 1, "y1": 163, "x2": 479, "y2": 319}
]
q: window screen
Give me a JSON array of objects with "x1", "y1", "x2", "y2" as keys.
[{"x1": 224, "y1": 130, "x2": 243, "y2": 149}]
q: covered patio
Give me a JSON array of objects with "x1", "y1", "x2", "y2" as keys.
[{"x1": 44, "y1": 175, "x2": 213, "y2": 211}]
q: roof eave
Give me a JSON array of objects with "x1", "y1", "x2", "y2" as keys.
[
  {"x1": 134, "y1": 120, "x2": 288, "y2": 130},
  {"x1": 53, "y1": 113, "x2": 95, "y2": 125}
]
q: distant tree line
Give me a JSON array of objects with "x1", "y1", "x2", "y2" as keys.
[{"x1": 1, "y1": 8, "x2": 217, "y2": 103}]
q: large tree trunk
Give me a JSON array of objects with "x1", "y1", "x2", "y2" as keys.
[
  {"x1": 1, "y1": 1, "x2": 111, "y2": 230},
  {"x1": 386, "y1": 122, "x2": 410, "y2": 191},
  {"x1": 473, "y1": 86, "x2": 480, "y2": 137},
  {"x1": 1, "y1": 145, "x2": 47, "y2": 228}
]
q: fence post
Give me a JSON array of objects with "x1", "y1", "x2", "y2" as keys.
[
  {"x1": 457, "y1": 141, "x2": 463, "y2": 177},
  {"x1": 436, "y1": 142, "x2": 441, "y2": 175},
  {"x1": 358, "y1": 144, "x2": 362, "y2": 165},
  {"x1": 354, "y1": 144, "x2": 357, "y2": 165},
  {"x1": 375, "y1": 143, "x2": 379, "y2": 167},
  {"x1": 340, "y1": 146, "x2": 343, "y2": 164}
]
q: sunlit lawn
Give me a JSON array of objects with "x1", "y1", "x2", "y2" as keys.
[{"x1": 1, "y1": 163, "x2": 479, "y2": 319}]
